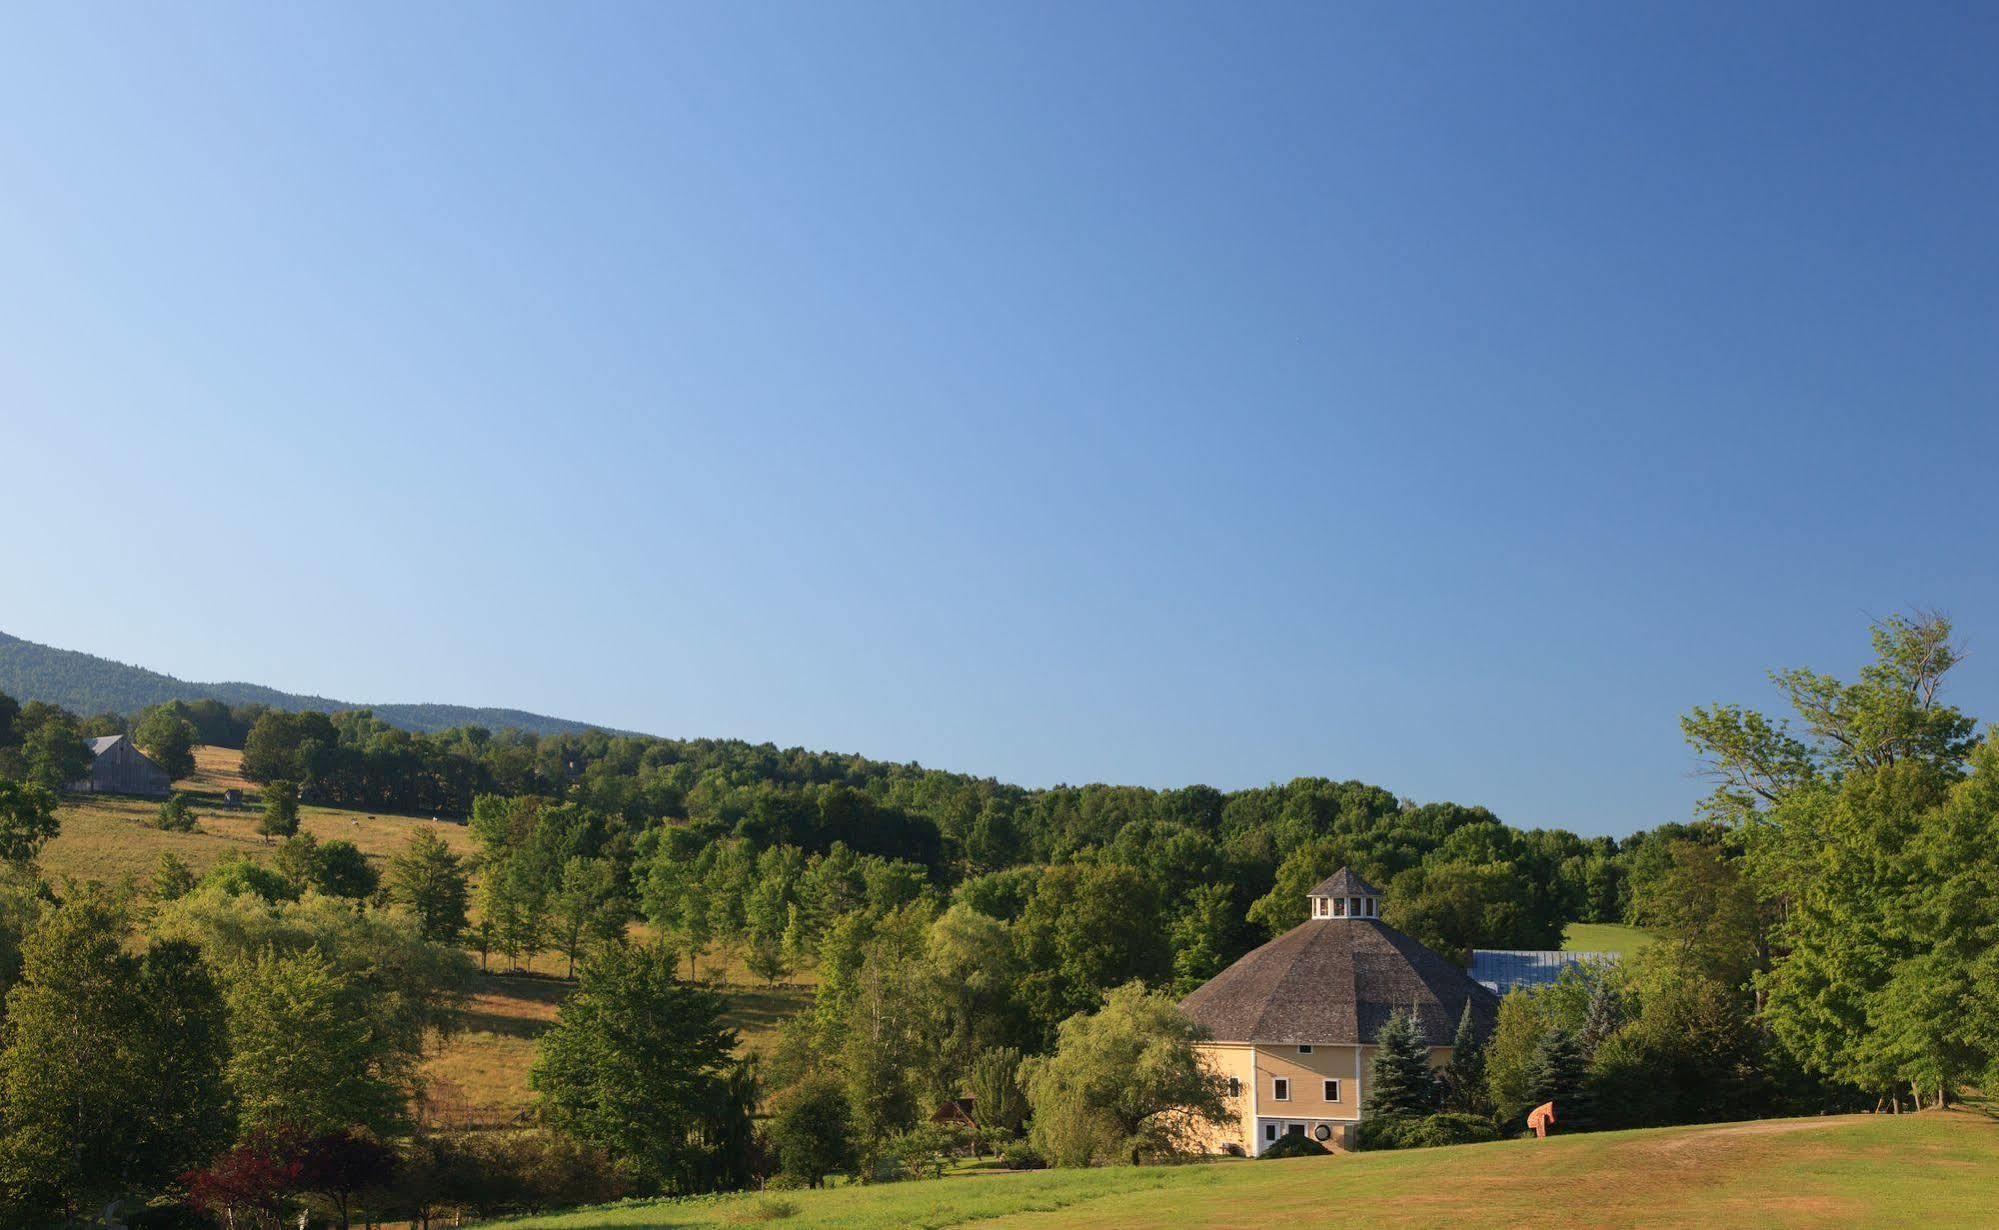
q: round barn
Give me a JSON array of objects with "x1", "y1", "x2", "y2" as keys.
[{"x1": 1178, "y1": 868, "x2": 1499, "y2": 1154}]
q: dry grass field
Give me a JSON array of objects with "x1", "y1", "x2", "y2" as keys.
[
  {"x1": 40, "y1": 746, "x2": 813, "y2": 1127},
  {"x1": 420, "y1": 971, "x2": 810, "y2": 1129},
  {"x1": 494, "y1": 1110, "x2": 1999, "y2": 1230},
  {"x1": 40, "y1": 744, "x2": 479, "y2": 885}
]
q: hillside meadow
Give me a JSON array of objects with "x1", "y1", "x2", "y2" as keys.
[
  {"x1": 38, "y1": 746, "x2": 809, "y2": 1128},
  {"x1": 1561, "y1": 921, "x2": 1654, "y2": 955},
  {"x1": 490, "y1": 1111, "x2": 1999, "y2": 1230}
]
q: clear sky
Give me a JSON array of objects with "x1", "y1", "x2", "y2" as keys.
[{"x1": 3, "y1": 3, "x2": 1994, "y2": 838}]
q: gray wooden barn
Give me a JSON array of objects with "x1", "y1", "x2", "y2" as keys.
[{"x1": 68, "y1": 735, "x2": 173, "y2": 797}]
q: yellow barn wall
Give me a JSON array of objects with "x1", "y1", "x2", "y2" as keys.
[
  {"x1": 1191, "y1": 1043, "x2": 1258, "y2": 1155},
  {"x1": 1194, "y1": 1041, "x2": 1457, "y2": 1155}
]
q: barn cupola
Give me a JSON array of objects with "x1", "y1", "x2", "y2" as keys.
[{"x1": 1307, "y1": 867, "x2": 1383, "y2": 921}]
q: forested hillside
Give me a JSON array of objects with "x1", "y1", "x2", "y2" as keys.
[
  {"x1": 0, "y1": 630, "x2": 612, "y2": 736},
  {"x1": 1, "y1": 612, "x2": 1993, "y2": 1227}
]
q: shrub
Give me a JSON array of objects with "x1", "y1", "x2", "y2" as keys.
[
  {"x1": 725, "y1": 1195, "x2": 800, "y2": 1223},
  {"x1": 1356, "y1": 1112, "x2": 1501, "y2": 1151},
  {"x1": 1258, "y1": 1133, "x2": 1329, "y2": 1158},
  {"x1": 999, "y1": 1144, "x2": 1047, "y2": 1171},
  {"x1": 861, "y1": 1126, "x2": 955, "y2": 1183},
  {"x1": 769, "y1": 1079, "x2": 854, "y2": 1188},
  {"x1": 154, "y1": 793, "x2": 198, "y2": 832}
]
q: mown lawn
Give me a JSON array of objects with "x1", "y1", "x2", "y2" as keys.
[
  {"x1": 488, "y1": 1111, "x2": 1999, "y2": 1230},
  {"x1": 1562, "y1": 921, "x2": 1654, "y2": 955}
]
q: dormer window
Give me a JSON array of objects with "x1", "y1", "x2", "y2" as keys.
[{"x1": 1333, "y1": 898, "x2": 1346, "y2": 917}]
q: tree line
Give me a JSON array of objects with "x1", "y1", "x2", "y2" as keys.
[{"x1": 0, "y1": 612, "x2": 1992, "y2": 1222}]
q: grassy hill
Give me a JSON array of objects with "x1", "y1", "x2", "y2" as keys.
[
  {"x1": 0, "y1": 629, "x2": 617, "y2": 736},
  {"x1": 492, "y1": 1111, "x2": 1999, "y2": 1230},
  {"x1": 1562, "y1": 921, "x2": 1655, "y2": 955},
  {"x1": 41, "y1": 747, "x2": 808, "y2": 1127}
]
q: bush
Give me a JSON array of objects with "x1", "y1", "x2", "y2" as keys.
[
  {"x1": 1356, "y1": 1112, "x2": 1501, "y2": 1151},
  {"x1": 725, "y1": 1195, "x2": 800, "y2": 1223},
  {"x1": 1258, "y1": 1133, "x2": 1329, "y2": 1158},
  {"x1": 125, "y1": 1203, "x2": 211, "y2": 1229},
  {"x1": 863, "y1": 1126, "x2": 955, "y2": 1183},
  {"x1": 154, "y1": 793, "x2": 198, "y2": 832},
  {"x1": 999, "y1": 1144, "x2": 1047, "y2": 1171},
  {"x1": 761, "y1": 1173, "x2": 807, "y2": 1191}
]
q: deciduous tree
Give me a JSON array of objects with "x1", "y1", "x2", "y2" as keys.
[{"x1": 1019, "y1": 981, "x2": 1227, "y2": 1166}]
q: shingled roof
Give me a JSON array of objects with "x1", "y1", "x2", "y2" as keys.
[
  {"x1": 1179, "y1": 915, "x2": 1499, "y2": 1046},
  {"x1": 1307, "y1": 867, "x2": 1382, "y2": 898}
]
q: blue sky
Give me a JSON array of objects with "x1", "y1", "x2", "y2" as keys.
[{"x1": 3, "y1": 3, "x2": 1994, "y2": 837}]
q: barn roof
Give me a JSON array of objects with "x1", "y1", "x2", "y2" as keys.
[
  {"x1": 1307, "y1": 867, "x2": 1382, "y2": 898},
  {"x1": 83, "y1": 735, "x2": 125, "y2": 757},
  {"x1": 1179, "y1": 916, "x2": 1498, "y2": 1047}
]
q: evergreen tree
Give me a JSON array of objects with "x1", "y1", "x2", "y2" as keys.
[
  {"x1": 1441, "y1": 999, "x2": 1491, "y2": 1115},
  {"x1": 386, "y1": 828, "x2": 470, "y2": 942},
  {"x1": 1579, "y1": 976, "x2": 1623, "y2": 1061},
  {"x1": 1522, "y1": 1026, "x2": 1592, "y2": 1129},
  {"x1": 1366, "y1": 1008, "x2": 1439, "y2": 1117},
  {"x1": 152, "y1": 850, "x2": 197, "y2": 901},
  {"x1": 529, "y1": 942, "x2": 741, "y2": 1193},
  {"x1": 153, "y1": 791, "x2": 198, "y2": 832}
]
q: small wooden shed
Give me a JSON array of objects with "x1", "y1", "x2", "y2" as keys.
[{"x1": 68, "y1": 735, "x2": 173, "y2": 797}]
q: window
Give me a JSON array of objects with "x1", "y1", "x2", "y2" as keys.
[
  {"x1": 1333, "y1": 897, "x2": 1347, "y2": 917},
  {"x1": 1272, "y1": 1078, "x2": 1290, "y2": 1101},
  {"x1": 1265, "y1": 1124, "x2": 1278, "y2": 1142},
  {"x1": 1228, "y1": 1077, "x2": 1241, "y2": 1098},
  {"x1": 1367, "y1": 898, "x2": 1378, "y2": 918},
  {"x1": 1287, "y1": 1123, "x2": 1305, "y2": 1136},
  {"x1": 1323, "y1": 1079, "x2": 1341, "y2": 1101},
  {"x1": 1350, "y1": 896, "x2": 1361, "y2": 916},
  {"x1": 1298, "y1": 1045, "x2": 1313, "y2": 1054}
]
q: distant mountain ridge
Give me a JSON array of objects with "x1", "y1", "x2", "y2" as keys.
[{"x1": 0, "y1": 630, "x2": 619, "y2": 737}]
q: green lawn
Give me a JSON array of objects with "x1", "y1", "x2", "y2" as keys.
[
  {"x1": 1562, "y1": 921, "x2": 1655, "y2": 955},
  {"x1": 491, "y1": 1111, "x2": 1999, "y2": 1230}
]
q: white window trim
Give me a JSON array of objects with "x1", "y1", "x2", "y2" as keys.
[
  {"x1": 1298, "y1": 1044, "x2": 1312, "y2": 1054},
  {"x1": 1272, "y1": 1077, "x2": 1290, "y2": 1101},
  {"x1": 1324, "y1": 1079, "x2": 1340, "y2": 1101}
]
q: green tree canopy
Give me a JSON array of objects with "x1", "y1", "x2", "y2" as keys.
[
  {"x1": 1019, "y1": 981, "x2": 1227, "y2": 1167},
  {"x1": 1366, "y1": 1008, "x2": 1440, "y2": 1118},
  {"x1": 385, "y1": 828, "x2": 470, "y2": 942},
  {"x1": 529, "y1": 942, "x2": 741, "y2": 1193}
]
